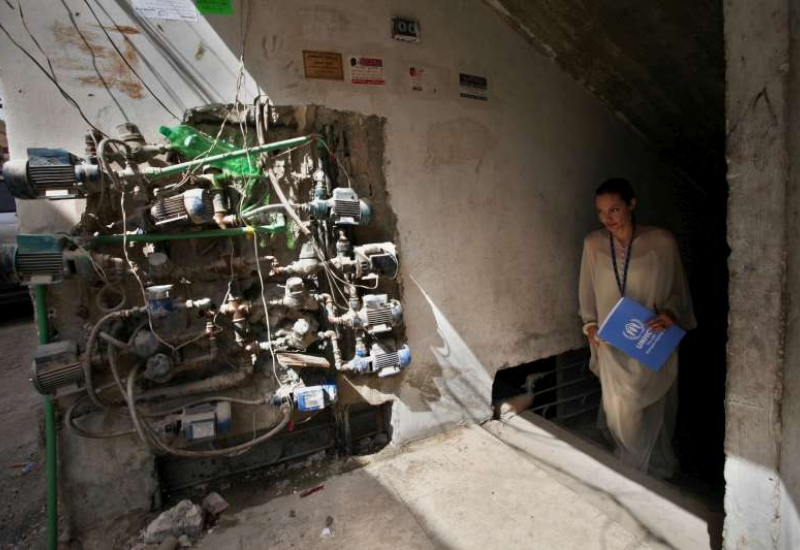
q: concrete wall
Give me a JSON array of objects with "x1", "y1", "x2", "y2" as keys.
[
  {"x1": 724, "y1": 0, "x2": 800, "y2": 548},
  {"x1": 0, "y1": 0, "x2": 683, "y2": 443},
  {"x1": 779, "y1": 0, "x2": 800, "y2": 548}
]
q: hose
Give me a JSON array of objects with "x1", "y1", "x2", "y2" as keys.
[
  {"x1": 65, "y1": 394, "x2": 136, "y2": 440},
  {"x1": 115, "y1": 356, "x2": 290, "y2": 458},
  {"x1": 95, "y1": 282, "x2": 126, "y2": 313},
  {"x1": 83, "y1": 309, "x2": 131, "y2": 408},
  {"x1": 99, "y1": 331, "x2": 130, "y2": 350},
  {"x1": 142, "y1": 396, "x2": 269, "y2": 418},
  {"x1": 107, "y1": 341, "x2": 131, "y2": 402},
  {"x1": 105, "y1": 345, "x2": 264, "y2": 417},
  {"x1": 127, "y1": 365, "x2": 291, "y2": 458}
]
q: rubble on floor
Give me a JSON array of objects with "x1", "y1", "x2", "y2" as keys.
[{"x1": 142, "y1": 500, "x2": 204, "y2": 544}]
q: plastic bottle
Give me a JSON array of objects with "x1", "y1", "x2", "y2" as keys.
[{"x1": 159, "y1": 125, "x2": 261, "y2": 177}]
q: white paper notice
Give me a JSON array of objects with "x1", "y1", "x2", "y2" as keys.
[
  {"x1": 132, "y1": 0, "x2": 198, "y2": 22},
  {"x1": 348, "y1": 56, "x2": 386, "y2": 86}
]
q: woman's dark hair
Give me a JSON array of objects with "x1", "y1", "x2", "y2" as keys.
[{"x1": 595, "y1": 178, "x2": 636, "y2": 205}]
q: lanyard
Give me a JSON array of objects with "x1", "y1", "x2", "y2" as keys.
[{"x1": 609, "y1": 228, "x2": 634, "y2": 297}]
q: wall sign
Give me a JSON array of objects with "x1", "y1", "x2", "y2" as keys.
[
  {"x1": 132, "y1": 0, "x2": 198, "y2": 21},
  {"x1": 392, "y1": 17, "x2": 420, "y2": 43},
  {"x1": 459, "y1": 73, "x2": 488, "y2": 101},
  {"x1": 409, "y1": 67, "x2": 425, "y2": 92},
  {"x1": 303, "y1": 51, "x2": 344, "y2": 81},
  {"x1": 349, "y1": 57, "x2": 386, "y2": 86}
]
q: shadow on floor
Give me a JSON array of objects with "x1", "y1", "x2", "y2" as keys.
[{"x1": 489, "y1": 411, "x2": 723, "y2": 549}]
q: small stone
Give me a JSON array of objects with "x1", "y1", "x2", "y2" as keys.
[
  {"x1": 202, "y1": 492, "x2": 230, "y2": 517},
  {"x1": 178, "y1": 534, "x2": 192, "y2": 547},
  {"x1": 143, "y1": 500, "x2": 204, "y2": 544},
  {"x1": 289, "y1": 510, "x2": 296, "y2": 518}
]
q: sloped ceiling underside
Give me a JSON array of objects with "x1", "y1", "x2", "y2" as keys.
[{"x1": 486, "y1": 0, "x2": 725, "y2": 187}]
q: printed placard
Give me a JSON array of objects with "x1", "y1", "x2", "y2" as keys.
[
  {"x1": 349, "y1": 56, "x2": 386, "y2": 86},
  {"x1": 132, "y1": 0, "x2": 198, "y2": 22},
  {"x1": 303, "y1": 51, "x2": 344, "y2": 81},
  {"x1": 459, "y1": 73, "x2": 488, "y2": 101},
  {"x1": 409, "y1": 66, "x2": 425, "y2": 91}
]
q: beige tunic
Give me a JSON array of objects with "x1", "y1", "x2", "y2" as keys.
[{"x1": 579, "y1": 226, "x2": 696, "y2": 471}]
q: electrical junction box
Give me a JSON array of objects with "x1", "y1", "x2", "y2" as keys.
[
  {"x1": 183, "y1": 402, "x2": 232, "y2": 442},
  {"x1": 392, "y1": 17, "x2": 420, "y2": 43},
  {"x1": 294, "y1": 384, "x2": 337, "y2": 412},
  {"x1": 184, "y1": 408, "x2": 216, "y2": 441}
]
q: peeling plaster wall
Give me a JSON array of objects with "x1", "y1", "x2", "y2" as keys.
[{"x1": 0, "y1": 0, "x2": 684, "y2": 443}]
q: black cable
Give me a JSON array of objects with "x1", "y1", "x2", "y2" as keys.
[
  {"x1": 0, "y1": 19, "x2": 106, "y2": 136},
  {"x1": 83, "y1": 0, "x2": 180, "y2": 121},
  {"x1": 58, "y1": 0, "x2": 130, "y2": 122},
  {"x1": 15, "y1": 0, "x2": 57, "y2": 78}
]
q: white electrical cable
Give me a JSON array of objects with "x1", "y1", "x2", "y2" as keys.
[
  {"x1": 252, "y1": 233, "x2": 285, "y2": 388},
  {"x1": 118, "y1": 189, "x2": 174, "y2": 351},
  {"x1": 317, "y1": 137, "x2": 352, "y2": 188},
  {"x1": 118, "y1": 186, "x2": 213, "y2": 352},
  {"x1": 58, "y1": 233, "x2": 110, "y2": 284}
]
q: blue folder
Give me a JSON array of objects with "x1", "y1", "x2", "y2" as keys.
[{"x1": 597, "y1": 297, "x2": 686, "y2": 371}]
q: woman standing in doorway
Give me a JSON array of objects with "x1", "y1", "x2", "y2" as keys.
[{"x1": 579, "y1": 178, "x2": 696, "y2": 475}]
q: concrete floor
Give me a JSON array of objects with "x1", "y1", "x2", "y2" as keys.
[
  {"x1": 196, "y1": 414, "x2": 716, "y2": 550},
  {"x1": 0, "y1": 307, "x2": 47, "y2": 550}
]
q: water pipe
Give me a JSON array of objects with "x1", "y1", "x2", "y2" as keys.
[
  {"x1": 34, "y1": 284, "x2": 58, "y2": 550},
  {"x1": 139, "y1": 135, "x2": 315, "y2": 180},
  {"x1": 89, "y1": 224, "x2": 285, "y2": 247}
]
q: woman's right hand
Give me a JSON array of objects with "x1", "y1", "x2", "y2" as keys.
[{"x1": 586, "y1": 325, "x2": 600, "y2": 346}]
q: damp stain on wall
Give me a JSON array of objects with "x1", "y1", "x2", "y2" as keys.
[{"x1": 51, "y1": 21, "x2": 144, "y2": 99}]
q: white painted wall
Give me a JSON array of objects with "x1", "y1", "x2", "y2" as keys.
[{"x1": 0, "y1": 0, "x2": 682, "y2": 442}]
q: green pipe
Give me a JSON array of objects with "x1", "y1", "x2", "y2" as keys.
[
  {"x1": 89, "y1": 224, "x2": 285, "y2": 246},
  {"x1": 34, "y1": 284, "x2": 57, "y2": 550},
  {"x1": 141, "y1": 135, "x2": 314, "y2": 179}
]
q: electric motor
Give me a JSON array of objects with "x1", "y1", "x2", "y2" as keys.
[
  {"x1": 31, "y1": 341, "x2": 83, "y2": 395},
  {"x1": 305, "y1": 187, "x2": 372, "y2": 226},
  {"x1": 330, "y1": 188, "x2": 370, "y2": 226},
  {"x1": 14, "y1": 234, "x2": 66, "y2": 285},
  {"x1": 2, "y1": 148, "x2": 99, "y2": 199},
  {"x1": 343, "y1": 343, "x2": 411, "y2": 377},
  {"x1": 359, "y1": 294, "x2": 403, "y2": 334},
  {"x1": 150, "y1": 188, "x2": 215, "y2": 227}
]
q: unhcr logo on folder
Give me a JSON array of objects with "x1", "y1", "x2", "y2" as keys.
[{"x1": 623, "y1": 319, "x2": 647, "y2": 340}]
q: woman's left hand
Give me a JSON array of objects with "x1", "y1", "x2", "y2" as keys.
[{"x1": 647, "y1": 311, "x2": 675, "y2": 332}]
